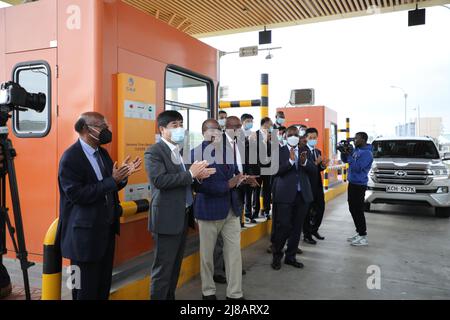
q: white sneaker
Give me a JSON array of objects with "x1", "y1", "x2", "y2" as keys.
[
  {"x1": 347, "y1": 233, "x2": 360, "y2": 242},
  {"x1": 351, "y1": 235, "x2": 368, "y2": 246}
]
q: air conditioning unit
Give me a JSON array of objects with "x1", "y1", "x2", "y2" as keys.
[{"x1": 290, "y1": 89, "x2": 315, "y2": 106}]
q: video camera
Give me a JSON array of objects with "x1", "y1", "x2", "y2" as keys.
[
  {"x1": 337, "y1": 138, "x2": 355, "y2": 155},
  {"x1": 0, "y1": 81, "x2": 46, "y2": 115}
]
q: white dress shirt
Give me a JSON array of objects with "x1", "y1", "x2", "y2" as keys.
[
  {"x1": 226, "y1": 133, "x2": 243, "y2": 174},
  {"x1": 79, "y1": 138, "x2": 103, "y2": 181},
  {"x1": 161, "y1": 137, "x2": 193, "y2": 179}
]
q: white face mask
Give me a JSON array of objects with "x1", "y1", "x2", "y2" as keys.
[
  {"x1": 218, "y1": 119, "x2": 226, "y2": 127},
  {"x1": 287, "y1": 136, "x2": 300, "y2": 147}
]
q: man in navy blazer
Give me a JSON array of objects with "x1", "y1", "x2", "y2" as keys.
[
  {"x1": 191, "y1": 118, "x2": 258, "y2": 300},
  {"x1": 57, "y1": 112, "x2": 142, "y2": 300},
  {"x1": 271, "y1": 126, "x2": 314, "y2": 270}
]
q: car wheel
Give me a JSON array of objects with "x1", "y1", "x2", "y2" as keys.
[
  {"x1": 435, "y1": 207, "x2": 450, "y2": 218},
  {"x1": 364, "y1": 202, "x2": 371, "y2": 213}
]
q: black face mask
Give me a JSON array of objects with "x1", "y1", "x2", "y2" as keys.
[{"x1": 89, "y1": 126, "x2": 113, "y2": 145}]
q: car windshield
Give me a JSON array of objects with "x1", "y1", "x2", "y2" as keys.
[{"x1": 372, "y1": 140, "x2": 440, "y2": 159}]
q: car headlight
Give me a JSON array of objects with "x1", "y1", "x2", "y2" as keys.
[
  {"x1": 437, "y1": 187, "x2": 449, "y2": 194},
  {"x1": 431, "y1": 168, "x2": 449, "y2": 176}
]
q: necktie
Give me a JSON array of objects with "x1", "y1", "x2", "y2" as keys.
[
  {"x1": 94, "y1": 150, "x2": 108, "y2": 179},
  {"x1": 292, "y1": 147, "x2": 301, "y2": 192},
  {"x1": 94, "y1": 150, "x2": 115, "y2": 223},
  {"x1": 176, "y1": 149, "x2": 193, "y2": 208}
]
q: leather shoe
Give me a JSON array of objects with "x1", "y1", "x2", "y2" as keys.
[
  {"x1": 213, "y1": 275, "x2": 227, "y2": 284},
  {"x1": 284, "y1": 259, "x2": 304, "y2": 269},
  {"x1": 202, "y1": 294, "x2": 217, "y2": 300},
  {"x1": 296, "y1": 248, "x2": 303, "y2": 255},
  {"x1": 303, "y1": 237, "x2": 317, "y2": 245},
  {"x1": 312, "y1": 232, "x2": 325, "y2": 240},
  {"x1": 271, "y1": 260, "x2": 281, "y2": 270}
]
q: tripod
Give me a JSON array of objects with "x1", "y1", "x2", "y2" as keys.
[{"x1": 0, "y1": 112, "x2": 34, "y2": 300}]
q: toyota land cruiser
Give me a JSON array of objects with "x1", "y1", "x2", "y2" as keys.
[{"x1": 365, "y1": 137, "x2": 450, "y2": 218}]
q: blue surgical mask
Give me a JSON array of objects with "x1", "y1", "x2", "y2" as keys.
[
  {"x1": 218, "y1": 119, "x2": 226, "y2": 127},
  {"x1": 307, "y1": 139, "x2": 318, "y2": 148},
  {"x1": 277, "y1": 118, "x2": 285, "y2": 125},
  {"x1": 169, "y1": 127, "x2": 186, "y2": 144},
  {"x1": 244, "y1": 122, "x2": 253, "y2": 131}
]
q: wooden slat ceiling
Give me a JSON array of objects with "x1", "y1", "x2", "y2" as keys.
[{"x1": 123, "y1": 0, "x2": 449, "y2": 37}]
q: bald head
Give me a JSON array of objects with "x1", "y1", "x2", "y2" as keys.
[
  {"x1": 225, "y1": 116, "x2": 241, "y2": 130},
  {"x1": 75, "y1": 112, "x2": 107, "y2": 134},
  {"x1": 202, "y1": 119, "x2": 220, "y2": 134}
]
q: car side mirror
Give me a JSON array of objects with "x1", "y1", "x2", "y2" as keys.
[{"x1": 443, "y1": 152, "x2": 450, "y2": 161}]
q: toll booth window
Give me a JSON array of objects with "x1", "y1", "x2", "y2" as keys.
[
  {"x1": 12, "y1": 63, "x2": 51, "y2": 137},
  {"x1": 165, "y1": 69, "x2": 212, "y2": 149}
]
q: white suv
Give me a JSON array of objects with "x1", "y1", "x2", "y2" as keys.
[{"x1": 365, "y1": 137, "x2": 450, "y2": 218}]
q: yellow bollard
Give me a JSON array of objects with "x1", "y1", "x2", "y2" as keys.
[
  {"x1": 42, "y1": 219, "x2": 62, "y2": 300},
  {"x1": 324, "y1": 168, "x2": 329, "y2": 190}
]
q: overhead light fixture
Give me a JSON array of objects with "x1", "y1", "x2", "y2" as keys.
[{"x1": 408, "y1": 4, "x2": 426, "y2": 26}]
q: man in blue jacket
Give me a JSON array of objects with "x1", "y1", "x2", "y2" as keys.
[
  {"x1": 340, "y1": 132, "x2": 373, "y2": 247},
  {"x1": 192, "y1": 118, "x2": 258, "y2": 300}
]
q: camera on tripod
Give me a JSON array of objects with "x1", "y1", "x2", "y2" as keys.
[
  {"x1": 337, "y1": 139, "x2": 355, "y2": 155},
  {"x1": 0, "y1": 80, "x2": 46, "y2": 300},
  {"x1": 0, "y1": 81, "x2": 46, "y2": 115}
]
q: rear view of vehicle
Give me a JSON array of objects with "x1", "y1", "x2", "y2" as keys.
[{"x1": 365, "y1": 137, "x2": 450, "y2": 218}]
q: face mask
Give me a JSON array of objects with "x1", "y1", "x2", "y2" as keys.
[
  {"x1": 299, "y1": 129, "x2": 306, "y2": 136},
  {"x1": 218, "y1": 119, "x2": 226, "y2": 127},
  {"x1": 268, "y1": 127, "x2": 274, "y2": 133},
  {"x1": 169, "y1": 127, "x2": 186, "y2": 144},
  {"x1": 287, "y1": 135, "x2": 300, "y2": 147},
  {"x1": 277, "y1": 134, "x2": 284, "y2": 142},
  {"x1": 244, "y1": 122, "x2": 253, "y2": 131},
  {"x1": 89, "y1": 126, "x2": 113, "y2": 145},
  {"x1": 307, "y1": 139, "x2": 318, "y2": 148},
  {"x1": 277, "y1": 118, "x2": 285, "y2": 125}
]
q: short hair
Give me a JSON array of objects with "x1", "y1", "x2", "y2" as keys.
[
  {"x1": 202, "y1": 119, "x2": 219, "y2": 134},
  {"x1": 219, "y1": 110, "x2": 227, "y2": 116},
  {"x1": 286, "y1": 125, "x2": 299, "y2": 133},
  {"x1": 278, "y1": 126, "x2": 287, "y2": 133},
  {"x1": 276, "y1": 111, "x2": 285, "y2": 117},
  {"x1": 157, "y1": 110, "x2": 183, "y2": 128},
  {"x1": 241, "y1": 113, "x2": 254, "y2": 122},
  {"x1": 261, "y1": 117, "x2": 272, "y2": 126},
  {"x1": 305, "y1": 128, "x2": 319, "y2": 136},
  {"x1": 356, "y1": 132, "x2": 369, "y2": 142},
  {"x1": 75, "y1": 117, "x2": 87, "y2": 133}
]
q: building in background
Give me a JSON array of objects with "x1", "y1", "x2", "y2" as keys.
[{"x1": 395, "y1": 117, "x2": 443, "y2": 139}]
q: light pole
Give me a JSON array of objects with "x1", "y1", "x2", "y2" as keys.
[
  {"x1": 411, "y1": 105, "x2": 421, "y2": 136},
  {"x1": 390, "y1": 85, "x2": 408, "y2": 132}
]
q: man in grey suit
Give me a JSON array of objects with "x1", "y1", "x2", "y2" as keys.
[{"x1": 145, "y1": 110, "x2": 214, "y2": 300}]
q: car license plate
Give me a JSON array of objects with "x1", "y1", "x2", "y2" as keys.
[{"x1": 386, "y1": 185, "x2": 416, "y2": 193}]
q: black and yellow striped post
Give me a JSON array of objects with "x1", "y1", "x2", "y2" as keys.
[
  {"x1": 42, "y1": 219, "x2": 62, "y2": 300},
  {"x1": 219, "y1": 100, "x2": 261, "y2": 109},
  {"x1": 346, "y1": 118, "x2": 350, "y2": 140},
  {"x1": 343, "y1": 164, "x2": 348, "y2": 182},
  {"x1": 324, "y1": 169, "x2": 330, "y2": 191},
  {"x1": 120, "y1": 199, "x2": 150, "y2": 218},
  {"x1": 260, "y1": 73, "x2": 269, "y2": 118}
]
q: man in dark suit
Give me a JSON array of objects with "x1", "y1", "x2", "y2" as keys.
[
  {"x1": 257, "y1": 117, "x2": 274, "y2": 220},
  {"x1": 145, "y1": 110, "x2": 214, "y2": 300},
  {"x1": 57, "y1": 112, "x2": 142, "y2": 300},
  {"x1": 302, "y1": 128, "x2": 330, "y2": 244},
  {"x1": 271, "y1": 126, "x2": 314, "y2": 270}
]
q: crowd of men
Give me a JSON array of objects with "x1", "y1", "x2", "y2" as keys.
[{"x1": 55, "y1": 109, "x2": 373, "y2": 300}]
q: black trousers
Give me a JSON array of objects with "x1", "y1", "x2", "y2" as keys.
[
  {"x1": 244, "y1": 185, "x2": 261, "y2": 220},
  {"x1": 71, "y1": 226, "x2": 116, "y2": 300},
  {"x1": 303, "y1": 189, "x2": 325, "y2": 238},
  {"x1": 348, "y1": 183, "x2": 368, "y2": 236},
  {"x1": 272, "y1": 192, "x2": 309, "y2": 262},
  {"x1": 261, "y1": 176, "x2": 272, "y2": 216},
  {"x1": 151, "y1": 213, "x2": 189, "y2": 300}
]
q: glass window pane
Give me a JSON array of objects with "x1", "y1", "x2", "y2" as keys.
[
  {"x1": 166, "y1": 71, "x2": 208, "y2": 108},
  {"x1": 189, "y1": 109, "x2": 209, "y2": 149},
  {"x1": 13, "y1": 64, "x2": 50, "y2": 136}
]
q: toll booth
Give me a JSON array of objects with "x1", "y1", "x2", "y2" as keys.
[
  {"x1": 0, "y1": 0, "x2": 218, "y2": 269},
  {"x1": 277, "y1": 106, "x2": 341, "y2": 187}
]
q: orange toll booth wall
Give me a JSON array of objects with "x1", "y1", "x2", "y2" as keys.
[
  {"x1": 277, "y1": 106, "x2": 339, "y2": 163},
  {"x1": 0, "y1": 0, "x2": 218, "y2": 265}
]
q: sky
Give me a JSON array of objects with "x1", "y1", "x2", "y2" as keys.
[
  {"x1": 200, "y1": 5, "x2": 450, "y2": 139},
  {"x1": 0, "y1": 1, "x2": 9, "y2": 8}
]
